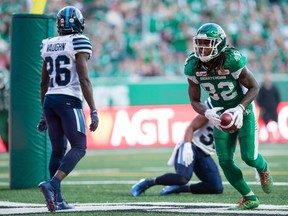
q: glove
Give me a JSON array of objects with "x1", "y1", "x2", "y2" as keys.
[
  {"x1": 182, "y1": 142, "x2": 193, "y2": 167},
  {"x1": 90, "y1": 109, "x2": 99, "y2": 132},
  {"x1": 204, "y1": 107, "x2": 224, "y2": 130},
  {"x1": 37, "y1": 114, "x2": 47, "y2": 132},
  {"x1": 224, "y1": 104, "x2": 244, "y2": 129}
]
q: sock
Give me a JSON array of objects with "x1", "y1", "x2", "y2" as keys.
[
  {"x1": 244, "y1": 191, "x2": 255, "y2": 197},
  {"x1": 56, "y1": 190, "x2": 63, "y2": 202},
  {"x1": 50, "y1": 176, "x2": 61, "y2": 191},
  {"x1": 179, "y1": 185, "x2": 189, "y2": 193},
  {"x1": 145, "y1": 178, "x2": 155, "y2": 187},
  {"x1": 155, "y1": 173, "x2": 188, "y2": 185},
  {"x1": 245, "y1": 195, "x2": 257, "y2": 201},
  {"x1": 244, "y1": 194, "x2": 257, "y2": 201},
  {"x1": 259, "y1": 163, "x2": 268, "y2": 173}
]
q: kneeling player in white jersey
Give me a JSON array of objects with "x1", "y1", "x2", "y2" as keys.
[{"x1": 130, "y1": 99, "x2": 223, "y2": 196}]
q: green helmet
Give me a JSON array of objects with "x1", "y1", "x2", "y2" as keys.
[{"x1": 193, "y1": 23, "x2": 226, "y2": 62}]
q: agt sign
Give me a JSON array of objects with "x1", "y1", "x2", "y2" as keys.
[
  {"x1": 85, "y1": 103, "x2": 288, "y2": 149},
  {"x1": 86, "y1": 105, "x2": 194, "y2": 149}
]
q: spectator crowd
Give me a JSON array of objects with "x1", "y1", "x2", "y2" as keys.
[{"x1": 1, "y1": 0, "x2": 288, "y2": 78}]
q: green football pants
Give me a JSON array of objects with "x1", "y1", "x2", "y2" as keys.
[{"x1": 214, "y1": 104, "x2": 267, "y2": 196}]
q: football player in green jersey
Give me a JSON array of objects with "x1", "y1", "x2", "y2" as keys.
[{"x1": 184, "y1": 23, "x2": 273, "y2": 210}]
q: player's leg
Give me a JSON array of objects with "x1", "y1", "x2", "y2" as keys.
[
  {"x1": 158, "y1": 146, "x2": 194, "y2": 185},
  {"x1": 215, "y1": 105, "x2": 260, "y2": 210},
  {"x1": 239, "y1": 106, "x2": 273, "y2": 194},
  {"x1": 48, "y1": 137, "x2": 69, "y2": 210},
  {"x1": 49, "y1": 136, "x2": 67, "y2": 178},
  {"x1": 131, "y1": 143, "x2": 195, "y2": 196},
  {"x1": 192, "y1": 148, "x2": 223, "y2": 194},
  {"x1": 159, "y1": 144, "x2": 195, "y2": 195},
  {"x1": 263, "y1": 110, "x2": 270, "y2": 125},
  {"x1": 215, "y1": 130, "x2": 259, "y2": 210},
  {"x1": 48, "y1": 108, "x2": 85, "y2": 210},
  {"x1": 214, "y1": 129, "x2": 256, "y2": 198},
  {"x1": 38, "y1": 108, "x2": 66, "y2": 212},
  {"x1": 57, "y1": 108, "x2": 87, "y2": 176}
]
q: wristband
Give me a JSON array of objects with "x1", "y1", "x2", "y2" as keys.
[
  {"x1": 238, "y1": 104, "x2": 245, "y2": 111},
  {"x1": 90, "y1": 109, "x2": 97, "y2": 114}
]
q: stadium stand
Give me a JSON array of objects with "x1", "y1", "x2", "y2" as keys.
[{"x1": 1, "y1": 0, "x2": 288, "y2": 78}]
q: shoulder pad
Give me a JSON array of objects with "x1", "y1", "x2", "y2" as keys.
[
  {"x1": 72, "y1": 34, "x2": 92, "y2": 54},
  {"x1": 224, "y1": 47, "x2": 247, "y2": 71}
]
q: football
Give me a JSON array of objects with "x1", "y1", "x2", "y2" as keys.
[{"x1": 219, "y1": 112, "x2": 238, "y2": 133}]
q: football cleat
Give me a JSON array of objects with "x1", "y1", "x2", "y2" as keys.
[
  {"x1": 130, "y1": 179, "x2": 151, "y2": 197},
  {"x1": 160, "y1": 185, "x2": 182, "y2": 196},
  {"x1": 38, "y1": 181, "x2": 56, "y2": 212},
  {"x1": 56, "y1": 200, "x2": 74, "y2": 210},
  {"x1": 228, "y1": 196, "x2": 260, "y2": 210},
  {"x1": 258, "y1": 167, "x2": 273, "y2": 194}
]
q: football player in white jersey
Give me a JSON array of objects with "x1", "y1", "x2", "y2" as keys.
[
  {"x1": 37, "y1": 6, "x2": 98, "y2": 212},
  {"x1": 130, "y1": 98, "x2": 223, "y2": 196}
]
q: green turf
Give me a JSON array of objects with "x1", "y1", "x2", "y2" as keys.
[{"x1": 0, "y1": 143, "x2": 287, "y2": 216}]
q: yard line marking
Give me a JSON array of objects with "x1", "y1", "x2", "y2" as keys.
[
  {"x1": 0, "y1": 202, "x2": 288, "y2": 215},
  {"x1": 1, "y1": 180, "x2": 288, "y2": 187},
  {"x1": 61, "y1": 180, "x2": 288, "y2": 186}
]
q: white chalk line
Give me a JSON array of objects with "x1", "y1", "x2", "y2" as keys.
[
  {"x1": 0, "y1": 202, "x2": 288, "y2": 215},
  {"x1": 1, "y1": 180, "x2": 287, "y2": 187}
]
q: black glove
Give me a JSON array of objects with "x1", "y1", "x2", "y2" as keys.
[
  {"x1": 90, "y1": 109, "x2": 99, "y2": 132},
  {"x1": 37, "y1": 114, "x2": 47, "y2": 132}
]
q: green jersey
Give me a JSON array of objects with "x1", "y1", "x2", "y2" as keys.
[{"x1": 184, "y1": 47, "x2": 247, "y2": 109}]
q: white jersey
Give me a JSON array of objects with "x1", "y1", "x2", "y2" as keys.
[
  {"x1": 40, "y1": 34, "x2": 92, "y2": 101},
  {"x1": 192, "y1": 120, "x2": 215, "y2": 155}
]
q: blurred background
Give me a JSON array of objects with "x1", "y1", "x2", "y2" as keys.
[
  {"x1": 1, "y1": 0, "x2": 288, "y2": 78},
  {"x1": 1, "y1": 0, "x2": 288, "y2": 153}
]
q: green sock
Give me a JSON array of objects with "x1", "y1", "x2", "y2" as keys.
[{"x1": 245, "y1": 195, "x2": 258, "y2": 201}]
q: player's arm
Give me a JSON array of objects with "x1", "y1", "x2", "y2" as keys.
[
  {"x1": 75, "y1": 52, "x2": 96, "y2": 110},
  {"x1": 187, "y1": 78, "x2": 207, "y2": 115},
  {"x1": 188, "y1": 78, "x2": 223, "y2": 129},
  {"x1": 37, "y1": 61, "x2": 50, "y2": 132},
  {"x1": 183, "y1": 114, "x2": 209, "y2": 142},
  {"x1": 40, "y1": 61, "x2": 49, "y2": 106},
  {"x1": 238, "y1": 67, "x2": 260, "y2": 109}
]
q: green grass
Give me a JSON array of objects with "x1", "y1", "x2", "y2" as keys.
[{"x1": 0, "y1": 143, "x2": 287, "y2": 215}]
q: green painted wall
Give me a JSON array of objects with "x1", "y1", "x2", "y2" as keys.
[{"x1": 91, "y1": 76, "x2": 287, "y2": 107}]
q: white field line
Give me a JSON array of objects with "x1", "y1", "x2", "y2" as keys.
[
  {"x1": 53, "y1": 180, "x2": 288, "y2": 186},
  {"x1": 0, "y1": 202, "x2": 288, "y2": 215},
  {"x1": 0, "y1": 180, "x2": 288, "y2": 187}
]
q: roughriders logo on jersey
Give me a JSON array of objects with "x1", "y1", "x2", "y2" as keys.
[
  {"x1": 218, "y1": 70, "x2": 230, "y2": 75},
  {"x1": 196, "y1": 71, "x2": 207, "y2": 76}
]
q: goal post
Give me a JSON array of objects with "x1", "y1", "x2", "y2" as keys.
[{"x1": 10, "y1": 14, "x2": 55, "y2": 188}]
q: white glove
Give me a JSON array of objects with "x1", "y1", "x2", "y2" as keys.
[
  {"x1": 204, "y1": 107, "x2": 224, "y2": 130},
  {"x1": 224, "y1": 104, "x2": 245, "y2": 129},
  {"x1": 182, "y1": 142, "x2": 193, "y2": 167}
]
